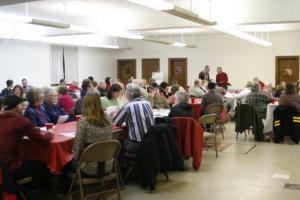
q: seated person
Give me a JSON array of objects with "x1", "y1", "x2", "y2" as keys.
[
  {"x1": 13, "y1": 85, "x2": 25, "y2": 98},
  {"x1": 116, "y1": 82, "x2": 128, "y2": 107},
  {"x1": 98, "y1": 81, "x2": 107, "y2": 97},
  {"x1": 1, "y1": 79, "x2": 13, "y2": 97},
  {"x1": 147, "y1": 82, "x2": 170, "y2": 109},
  {"x1": 168, "y1": 91, "x2": 193, "y2": 118},
  {"x1": 113, "y1": 83, "x2": 154, "y2": 153},
  {"x1": 25, "y1": 88, "x2": 49, "y2": 127},
  {"x1": 237, "y1": 81, "x2": 253, "y2": 103},
  {"x1": 22, "y1": 78, "x2": 33, "y2": 95},
  {"x1": 73, "y1": 92, "x2": 113, "y2": 177},
  {"x1": 273, "y1": 84, "x2": 284, "y2": 98},
  {"x1": 168, "y1": 84, "x2": 180, "y2": 106},
  {"x1": 279, "y1": 83, "x2": 300, "y2": 111},
  {"x1": 58, "y1": 85, "x2": 75, "y2": 114},
  {"x1": 159, "y1": 82, "x2": 169, "y2": 98},
  {"x1": 0, "y1": 95, "x2": 52, "y2": 199},
  {"x1": 80, "y1": 79, "x2": 92, "y2": 98},
  {"x1": 189, "y1": 79, "x2": 205, "y2": 98},
  {"x1": 68, "y1": 80, "x2": 80, "y2": 92},
  {"x1": 42, "y1": 88, "x2": 67, "y2": 124},
  {"x1": 200, "y1": 82, "x2": 223, "y2": 114},
  {"x1": 245, "y1": 83, "x2": 271, "y2": 118},
  {"x1": 101, "y1": 83, "x2": 122, "y2": 110}
]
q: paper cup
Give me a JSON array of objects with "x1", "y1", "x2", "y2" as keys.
[
  {"x1": 45, "y1": 123, "x2": 54, "y2": 130},
  {"x1": 75, "y1": 115, "x2": 82, "y2": 122}
]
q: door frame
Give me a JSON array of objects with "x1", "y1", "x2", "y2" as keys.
[
  {"x1": 275, "y1": 56, "x2": 299, "y2": 85},
  {"x1": 117, "y1": 59, "x2": 136, "y2": 81},
  {"x1": 142, "y1": 58, "x2": 160, "y2": 79},
  {"x1": 168, "y1": 58, "x2": 188, "y2": 86}
]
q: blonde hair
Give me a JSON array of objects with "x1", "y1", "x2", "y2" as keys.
[{"x1": 82, "y1": 93, "x2": 109, "y2": 127}]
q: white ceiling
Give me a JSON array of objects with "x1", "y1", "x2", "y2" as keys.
[{"x1": 0, "y1": 0, "x2": 300, "y2": 45}]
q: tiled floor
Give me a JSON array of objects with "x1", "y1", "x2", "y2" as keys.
[{"x1": 120, "y1": 122, "x2": 300, "y2": 200}]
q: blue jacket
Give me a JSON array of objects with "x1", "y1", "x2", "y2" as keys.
[
  {"x1": 24, "y1": 106, "x2": 49, "y2": 127},
  {"x1": 42, "y1": 101, "x2": 66, "y2": 124}
]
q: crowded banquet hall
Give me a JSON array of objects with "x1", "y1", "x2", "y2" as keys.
[{"x1": 1, "y1": 0, "x2": 300, "y2": 199}]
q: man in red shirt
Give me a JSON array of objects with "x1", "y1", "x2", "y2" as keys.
[
  {"x1": 216, "y1": 66, "x2": 230, "y2": 89},
  {"x1": 0, "y1": 95, "x2": 53, "y2": 199}
]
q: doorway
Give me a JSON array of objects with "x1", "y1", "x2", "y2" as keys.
[
  {"x1": 142, "y1": 58, "x2": 160, "y2": 82},
  {"x1": 275, "y1": 56, "x2": 299, "y2": 87},
  {"x1": 117, "y1": 59, "x2": 136, "y2": 84},
  {"x1": 168, "y1": 58, "x2": 188, "y2": 87}
]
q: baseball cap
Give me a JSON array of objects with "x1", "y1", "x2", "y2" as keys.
[
  {"x1": 148, "y1": 82, "x2": 159, "y2": 88},
  {"x1": 3, "y1": 95, "x2": 26, "y2": 110}
]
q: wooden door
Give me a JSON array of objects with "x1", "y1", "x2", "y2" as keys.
[
  {"x1": 117, "y1": 59, "x2": 136, "y2": 84},
  {"x1": 142, "y1": 58, "x2": 160, "y2": 81},
  {"x1": 276, "y1": 56, "x2": 299, "y2": 87},
  {"x1": 168, "y1": 58, "x2": 187, "y2": 87}
]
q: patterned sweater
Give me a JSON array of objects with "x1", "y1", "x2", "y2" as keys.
[{"x1": 73, "y1": 116, "x2": 113, "y2": 176}]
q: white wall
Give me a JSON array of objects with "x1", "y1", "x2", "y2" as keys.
[
  {"x1": 78, "y1": 47, "x2": 117, "y2": 83},
  {"x1": 117, "y1": 31, "x2": 300, "y2": 89},
  {"x1": 0, "y1": 40, "x2": 118, "y2": 89}
]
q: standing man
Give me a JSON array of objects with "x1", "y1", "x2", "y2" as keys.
[
  {"x1": 22, "y1": 78, "x2": 33, "y2": 94},
  {"x1": 1, "y1": 79, "x2": 13, "y2": 97},
  {"x1": 199, "y1": 65, "x2": 211, "y2": 82},
  {"x1": 216, "y1": 67, "x2": 230, "y2": 89}
]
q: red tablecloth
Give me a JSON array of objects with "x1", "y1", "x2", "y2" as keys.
[
  {"x1": 189, "y1": 98, "x2": 202, "y2": 121},
  {"x1": 21, "y1": 122, "x2": 77, "y2": 173},
  {"x1": 20, "y1": 122, "x2": 126, "y2": 173}
]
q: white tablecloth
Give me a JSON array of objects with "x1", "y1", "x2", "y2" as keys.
[
  {"x1": 153, "y1": 109, "x2": 170, "y2": 118},
  {"x1": 263, "y1": 103, "x2": 279, "y2": 133},
  {"x1": 224, "y1": 92, "x2": 238, "y2": 111}
]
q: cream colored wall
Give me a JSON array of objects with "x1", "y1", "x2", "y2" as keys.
[{"x1": 117, "y1": 31, "x2": 300, "y2": 89}]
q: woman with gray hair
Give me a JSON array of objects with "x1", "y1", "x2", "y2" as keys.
[
  {"x1": 42, "y1": 87, "x2": 67, "y2": 124},
  {"x1": 168, "y1": 91, "x2": 193, "y2": 119}
]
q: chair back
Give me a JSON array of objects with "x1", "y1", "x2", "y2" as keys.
[
  {"x1": 199, "y1": 114, "x2": 217, "y2": 125},
  {"x1": 79, "y1": 140, "x2": 121, "y2": 164},
  {"x1": 204, "y1": 103, "x2": 223, "y2": 115}
]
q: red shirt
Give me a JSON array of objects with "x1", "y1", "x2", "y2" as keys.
[
  {"x1": 0, "y1": 113, "x2": 52, "y2": 171},
  {"x1": 68, "y1": 84, "x2": 80, "y2": 92},
  {"x1": 58, "y1": 94, "x2": 75, "y2": 114},
  {"x1": 216, "y1": 72, "x2": 229, "y2": 87},
  {"x1": 258, "y1": 80, "x2": 265, "y2": 90}
]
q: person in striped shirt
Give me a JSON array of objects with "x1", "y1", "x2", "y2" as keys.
[{"x1": 113, "y1": 83, "x2": 154, "y2": 152}]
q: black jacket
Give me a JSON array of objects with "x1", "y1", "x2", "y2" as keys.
[
  {"x1": 235, "y1": 103, "x2": 264, "y2": 141},
  {"x1": 137, "y1": 122, "x2": 183, "y2": 189},
  {"x1": 198, "y1": 71, "x2": 210, "y2": 81},
  {"x1": 273, "y1": 105, "x2": 300, "y2": 143},
  {"x1": 168, "y1": 103, "x2": 193, "y2": 119}
]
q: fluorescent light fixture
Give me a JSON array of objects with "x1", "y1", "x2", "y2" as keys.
[
  {"x1": 127, "y1": 0, "x2": 174, "y2": 10},
  {"x1": 0, "y1": 12, "x2": 70, "y2": 29},
  {"x1": 29, "y1": 18, "x2": 70, "y2": 29},
  {"x1": 212, "y1": 25, "x2": 272, "y2": 47},
  {"x1": 127, "y1": 0, "x2": 216, "y2": 26},
  {"x1": 172, "y1": 42, "x2": 186, "y2": 47},
  {"x1": 164, "y1": 6, "x2": 216, "y2": 26}
]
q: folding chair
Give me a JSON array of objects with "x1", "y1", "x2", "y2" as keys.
[
  {"x1": 199, "y1": 114, "x2": 218, "y2": 158},
  {"x1": 204, "y1": 103, "x2": 224, "y2": 139},
  {"x1": 67, "y1": 140, "x2": 122, "y2": 200}
]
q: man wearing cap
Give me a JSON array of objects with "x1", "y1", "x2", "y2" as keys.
[
  {"x1": 0, "y1": 95, "x2": 53, "y2": 199},
  {"x1": 200, "y1": 82, "x2": 223, "y2": 114}
]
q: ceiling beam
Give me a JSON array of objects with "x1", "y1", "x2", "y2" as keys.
[
  {"x1": 129, "y1": 26, "x2": 203, "y2": 31},
  {"x1": 0, "y1": 0, "x2": 41, "y2": 6}
]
